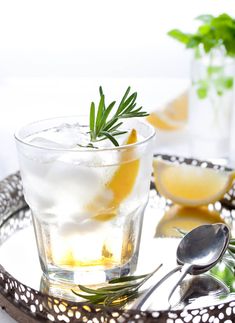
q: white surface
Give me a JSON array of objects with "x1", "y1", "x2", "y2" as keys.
[
  {"x1": 0, "y1": 313, "x2": 16, "y2": 323},
  {"x1": 0, "y1": 0, "x2": 234, "y2": 79}
]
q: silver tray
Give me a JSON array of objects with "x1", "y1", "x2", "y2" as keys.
[{"x1": 0, "y1": 155, "x2": 235, "y2": 322}]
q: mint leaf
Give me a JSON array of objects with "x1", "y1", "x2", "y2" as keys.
[
  {"x1": 197, "y1": 86, "x2": 208, "y2": 99},
  {"x1": 186, "y1": 36, "x2": 202, "y2": 48},
  {"x1": 207, "y1": 66, "x2": 223, "y2": 76},
  {"x1": 213, "y1": 76, "x2": 234, "y2": 96},
  {"x1": 167, "y1": 29, "x2": 191, "y2": 45},
  {"x1": 198, "y1": 24, "x2": 211, "y2": 35},
  {"x1": 168, "y1": 13, "x2": 235, "y2": 57},
  {"x1": 223, "y1": 77, "x2": 234, "y2": 89}
]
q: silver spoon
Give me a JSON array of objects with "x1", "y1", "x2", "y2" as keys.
[
  {"x1": 132, "y1": 223, "x2": 230, "y2": 311},
  {"x1": 168, "y1": 223, "x2": 230, "y2": 306}
]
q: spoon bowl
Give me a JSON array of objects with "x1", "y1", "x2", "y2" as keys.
[{"x1": 177, "y1": 223, "x2": 230, "y2": 270}]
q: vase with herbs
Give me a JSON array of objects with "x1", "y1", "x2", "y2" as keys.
[{"x1": 168, "y1": 14, "x2": 235, "y2": 160}]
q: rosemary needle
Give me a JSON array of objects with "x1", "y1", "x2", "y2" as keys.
[
  {"x1": 89, "y1": 86, "x2": 149, "y2": 146},
  {"x1": 72, "y1": 264, "x2": 162, "y2": 307}
]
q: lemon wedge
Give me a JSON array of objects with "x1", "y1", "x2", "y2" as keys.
[
  {"x1": 90, "y1": 129, "x2": 139, "y2": 221},
  {"x1": 153, "y1": 159, "x2": 235, "y2": 206},
  {"x1": 146, "y1": 91, "x2": 188, "y2": 131},
  {"x1": 146, "y1": 113, "x2": 185, "y2": 130},
  {"x1": 155, "y1": 205, "x2": 224, "y2": 238}
]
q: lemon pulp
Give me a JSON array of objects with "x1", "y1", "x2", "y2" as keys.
[
  {"x1": 92, "y1": 129, "x2": 139, "y2": 221},
  {"x1": 146, "y1": 91, "x2": 188, "y2": 131},
  {"x1": 153, "y1": 159, "x2": 235, "y2": 206}
]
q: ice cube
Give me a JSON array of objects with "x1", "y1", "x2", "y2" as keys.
[
  {"x1": 22, "y1": 173, "x2": 56, "y2": 211},
  {"x1": 53, "y1": 123, "x2": 91, "y2": 148},
  {"x1": 58, "y1": 218, "x2": 103, "y2": 237},
  {"x1": 43, "y1": 158, "x2": 103, "y2": 214},
  {"x1": 29, "y1": 137, "x2": 75, "y2": 149}
]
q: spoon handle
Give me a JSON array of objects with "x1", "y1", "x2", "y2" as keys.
[
  {"x1": 131, "y1": 265, "x2": 182, "y2": 311},
  {"x1": 167, "y1": 263, "x2": 192, "y2": 307}
]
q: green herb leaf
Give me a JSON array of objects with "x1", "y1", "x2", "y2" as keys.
[
  {"x1": 197, "y1": 86, "x2": 208, "y2": 99},
  {"x1": 168, "y1": 13, "x2": 235, "y2": 57},
  {"x1": 99, "y1": 131, "x2": 119, "y2": 146},
  {"x1": 207, "y1": 66, "x2": 224, "y2": 76},
  {"x1": 89, "y1": 102, "x2": 95, "y2": 141},
  {"x1": 167, "y1": 29, "x2": 191, "y2": 45},
  {"x1": 224, "y1": 77, "x2": 234, "y2": 89},
  {"x1": 72, "y1": 265, "x2": 162, "y2": 307},
  {"x1": 89, "y1": 87, "x2": 149, "y2": 146},
  {"x1": 109, "y1": 273, "x2": 148, "y2": 284}
]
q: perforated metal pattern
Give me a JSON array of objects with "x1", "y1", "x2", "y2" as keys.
[{"x1": 0, "y1": 155, "x2": 235, "y2": 322}]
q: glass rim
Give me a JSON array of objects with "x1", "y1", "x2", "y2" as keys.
[{"x1": 14, "y1": 115, "x2": 156, "y2": 153}]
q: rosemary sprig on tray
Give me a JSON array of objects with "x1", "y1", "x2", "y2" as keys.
[
  {"x1": 89, "y1": 86, "x2": 149, "y2": 146},
  {"x1": 72, "y1": 264, "x2": 162, "y2": 307}
]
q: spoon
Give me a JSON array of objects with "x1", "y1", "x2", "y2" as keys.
[
  {"x1": 168, "y1": 223, "x2": 230, "y2": 306},
  {"x1": 132, "y1": 223, "x2": 230, "y2": 311}
]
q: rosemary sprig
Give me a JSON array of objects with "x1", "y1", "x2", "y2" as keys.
[
  {"x1": 89, "y1": 86, "x2": 149, "y2": 146},
  {"x1": 72, "y1": 264, "x2": 162, "y2": 307}
]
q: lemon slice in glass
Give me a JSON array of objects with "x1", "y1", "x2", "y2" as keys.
[
  {"x1": 91, "y1": 129, "x2": 139, "y2": 221},
  {"x1": 153, "y1": 159, "x2": 235, "y2": 206}
]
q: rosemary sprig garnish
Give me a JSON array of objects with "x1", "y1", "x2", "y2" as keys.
[
  {"x1": 89, "y1": 86, "x2": 149, "y2": 146},
  {"x1": 72, "y1": 264, "x2": 162, "y2": 307}
]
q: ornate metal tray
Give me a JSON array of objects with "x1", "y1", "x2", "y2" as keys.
[{"x1": 0, "y1": 155, "x2": 235, "y2": 323}]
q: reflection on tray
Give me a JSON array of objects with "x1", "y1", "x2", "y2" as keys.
[
  {"x1": 40, "y1": 274, "x2": 81, "y2": 302},
  {"x1": 155, "y1": 205, "x2": 224, "y2": 238},
  {"x1": 174, "y1": 274, "x2": 229, "y2": 310}
]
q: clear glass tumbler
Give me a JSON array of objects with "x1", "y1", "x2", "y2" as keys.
[
  {"x1": 188, "y1": 47, "x2": 235, "y2": 160},
  {"x1": 15, "y1": 116, "x2": 155, "y2": 285}
]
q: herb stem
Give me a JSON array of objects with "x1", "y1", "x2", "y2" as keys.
[{"x1": 89, "y1": 87, "x2": 148, "y2": 146}]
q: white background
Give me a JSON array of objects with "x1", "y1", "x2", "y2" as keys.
[
  {"x1": 0, "y1": 0, "x2": 234, "y2": 180},
  {"x1": 0, "y1": 0, "x2": 234, "y2": 79},
  {"x1": 0, "y1": 1, "x2": 235, "y2": 322}
]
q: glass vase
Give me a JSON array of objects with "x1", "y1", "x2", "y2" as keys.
[{"x1": 188, "y1": 47, "x2": 235, "y2": 161}]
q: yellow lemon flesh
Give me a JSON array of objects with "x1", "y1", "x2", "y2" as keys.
[
  {"x1": 91, "y1": 129, "x2": 139, "y2": 221},
  {"x1": 153, "y1": 159, "x2": 235, "y2": 207},
  {"x1": 147, "y1": 113, "x2": 185, "y2": 130},
  {"x1": 146, "y1": 91, "x2": 188, "y2": 131},
  {"x1": 155, "y1": 205, "x2": 224, "y2": 238}
]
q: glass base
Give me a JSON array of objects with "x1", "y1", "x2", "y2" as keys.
[
  {"x1": 40, "y1": 252, "x2": 138, "y2": 286},
  {"x1": 39, "y1": 254, "x2": 139, "y2": 302}
]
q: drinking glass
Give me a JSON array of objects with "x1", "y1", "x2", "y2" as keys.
[
  {"x1": 188, "y1": 47, "x2": 235, "y2": 160},
  {"x1": 15, "y1": 116, "x2": 155, "y2": 285}
]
